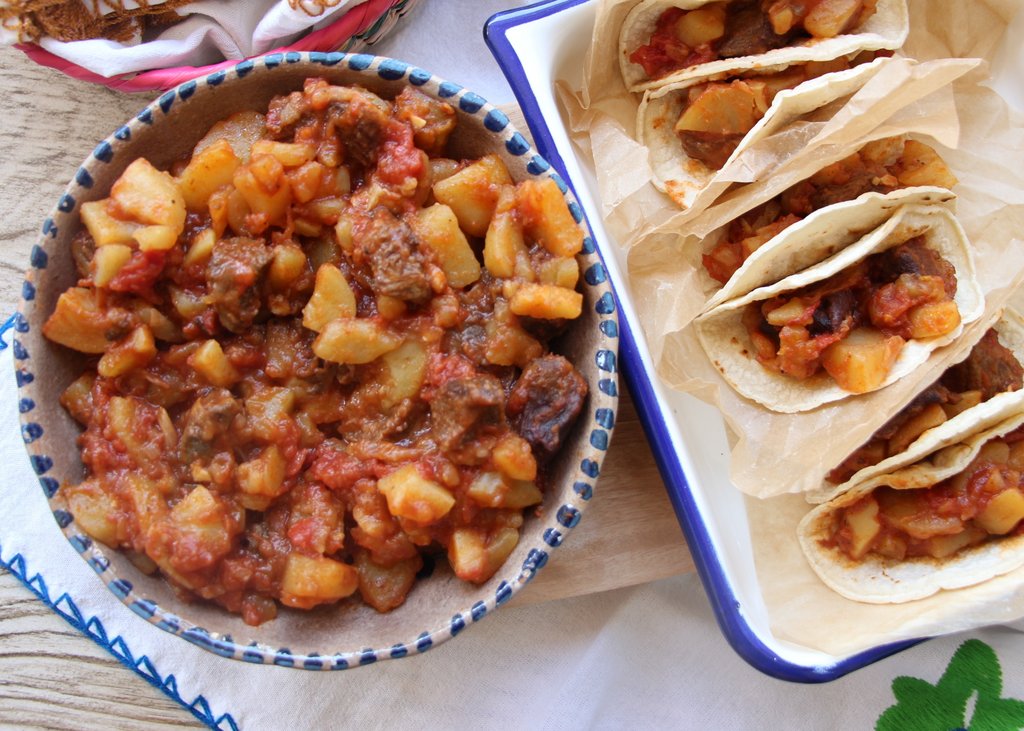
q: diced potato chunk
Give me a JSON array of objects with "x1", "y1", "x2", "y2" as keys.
[
  {"x1": 124, "y1": 476, "x2": 169, "y2": 539},
  {"x1": 412, "y1": 203, "x2": 481, "y2": 288},
  {"x1": 976, "y1": 488, "x2": 1024, "y2": 535},
  {"x1": 92, "y1": 243, "x2": 133, "y2": 287},
  {"x1": 302, "y1": 264, "x2": 356, "y2": 332},
  {"x1": 167, "y1": 485, "x2": 235, "y2": 571},
  {"x1": 906, "y1": 300, "x2": 961, "y2": 339},
  {"x1": 280, "y1": 553, "x2": 358, "y2": 609},
  {"x1": 268, "y1": 244, "x2": 308, "y2": 289},
  {"x1": 1008, "y1": 441, "x2": 1024, "y2": 470},
  {"x1": 509, "y1": 282, "x2": 583, "y2": 320},
  {"x1": 233, "y1": 165, "x2": 290, "y2": 229},
  {"x1": 921, "y1": 524, "x2": 987, "y2": 558},
  {"x1": 80, "y1": 200, "x2": 139, "y2": 246},
  {"x1": 675, "y1": 5, "x2": 726, "y2": 46},
  {"x1": 842, "y1": 495, "x2": 881, "y2": 559},
  {"x1": 432, "y1": 154, "x2": 513, "y2": 237},
  {"x1": 448, "y1": 524, "x2": 520, "y2": 583},
  {"x1": 895, "y1": 139, "x2": 958, "y2": 189},
  {"x1": 251, "y1": 140, "x2": 317, "y2": 168},
  {"x1": 804, "y1": 0, "x2": 864, "y2": 37},
  {"x1": 193, "y1": 109, "x2": 266, "y2": 163},
  {"x1": 675, "y1": 80, "x2": 769, "y2": 136},
  {"x1": 484, "y1": 186, "x2": 529, "y2": 279},
  {"x1": 111, "y1": 158, "x2": 186, "y2": 232},
  {"x1": 492, "y1": 433, "x2": 538, "y2": 481},
  {"x1": 381, "y1": 340, "x2": 428, "y2": 409},
  {"x1": 821, "y1": 329, "x2": 905, "y2": 393},
  {"x1": 60, "y1": 372, "x2": 96, "y2": 425},
  {"x1": 765, "y1": 296, "x2": 814, "y2": 326},
  {"x1": 977, "y1": 440, "x2": 1011, "y2": 466},
  {"x1": 377, "y1": 464, "x2": 455, "y2": 524},
  {"x1": 133, "y1": 224, "x2": 179, "y2": 252},
  {"x1": 43, "y1": 287, "x2": 125, "y2": 353},
  {"x1": 517, "y1": 177, "x2": 584, "y2": 258},
  {"x1": 236, "y1": 445, "x2": 287, "y2": 500},
  {"x1": 485, "y1": 312, "x2": 543, "y2": 368},
  {"x1": 178, "y1": 138, "x2": 240, "y2": 212},
  {"x1": 943, "y1": 390, "x2": 983, "y2": 418},
  {"x1": 287, "y1": 160, "x2": 326, "y2": 204},
  {"x1": 184, "y1": 228, "x2": 216, "y2": 268},
  {"x1": 65, "y1": 479, "x2": 120, "y2": 546},
  {"x1": 887, "y1": 402, "x2": 947, "y2": 456},
  {"x1": 466, "y1": 472, "x2": 506, "y2": 508},
  {"x1": 98, "y1": 325, "x2": 156, "y2": 378},
  {"x1": 245, "y1": 387, "x2": 297, "y2": 442},
  {"x1": 107, "y1": 396, "x2": 174, "y2": 466},
  {"x1": 538, "y1": 257, "x2": 580, "y2": 289},
  {"x1": 313, "y1": 318, "x2": 401, "y2": 364},
  {"x1": 503, "y1": 480, "x2": 543, "y2": 509},
  {"x1": 188, "y1": 339, "x2": 240, "y2": 388}
]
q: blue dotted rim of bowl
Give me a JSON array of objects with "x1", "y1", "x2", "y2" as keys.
[{"x1": 15, "y1": 51, "x2": 620, "y2": 669}]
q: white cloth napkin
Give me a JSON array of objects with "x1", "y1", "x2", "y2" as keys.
[
  {"x1": 3, "y1": 332, "x2": 1024, "y2": 729},
  {"x1": 3, "y1": 0, "x2": 395, "y2": 78}
]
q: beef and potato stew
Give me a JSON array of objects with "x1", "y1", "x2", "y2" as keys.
[{"x1": 42, "y1": 78, "x2": 590, "y2": 626}]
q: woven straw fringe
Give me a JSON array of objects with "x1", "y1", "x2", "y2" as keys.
[{"x1": 0, "y1": 0, "x2": 193, "y2": 43}]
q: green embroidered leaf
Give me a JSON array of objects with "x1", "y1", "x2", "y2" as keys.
[
  {"x1": 877, "y1": 676, "x2": 965, "y2": 731},
  {"x1": 940, "y1": 639, "x2": 1003, "y2": 702},
  {"x1": 970, "y1": 696, "x2": 1024, "y2": 731},
  {"x1": 875, "y1": 640, "x2": 1024, "y2": 731},
  {"x1": 891, "y1": 676, "x2": 940, "y2": 703}
]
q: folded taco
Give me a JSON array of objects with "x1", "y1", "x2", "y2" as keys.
[
  {"x1": 701, "y1": 136, "x2": 958, "y2": 310},
  {"x1": 639, "y1": 54, "x2": 890, "y2": 209},
  {"x1": 798, "y1": 409, "x2": 1024, "y2": 604},
  {"x1": 620, "y1": 0, "x2": 909, "y2": 93},
  {"x1": 815, "y1": 312, "x2": 1024, "y2": 502},
  {"x1": 694, "y1": 204, "x2": 984, "y2": 413}
]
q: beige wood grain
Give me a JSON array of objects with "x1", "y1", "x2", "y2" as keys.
[{"x1": 0, "y1": 47, "x2": 693, "y2": 728}]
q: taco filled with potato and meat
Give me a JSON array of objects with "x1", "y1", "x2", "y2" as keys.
[
  {"x1": 814, "y1": 311, "x2": 1024, "y2": 502},
  {"x1": 694, "y1": 204, "x2": 984, "y2": 413},
  {"x1": 700, "y1": 135, "x2": 958, "y2": 310},
  {"x1": 619, "y1": 0, "x2": 909, "y2": 93},
  {"x1": 798, "y1": 409, "x2": 1024, "y2": 604},
  {"x1": 638, "y1": 53, "x2": 892, "y2": 209}
]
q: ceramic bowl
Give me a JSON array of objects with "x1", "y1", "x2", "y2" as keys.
[{"x1": 14, "y1": 52, "x2": 619, "y2": 668}]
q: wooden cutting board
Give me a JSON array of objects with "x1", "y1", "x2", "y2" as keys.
[{"x1": 0, "y1": 47, "x2": 694, "y2": 728}]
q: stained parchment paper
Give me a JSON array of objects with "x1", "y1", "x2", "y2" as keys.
[{"x1": 565, "y1": 0, "x2": 1024, "y2": 656}]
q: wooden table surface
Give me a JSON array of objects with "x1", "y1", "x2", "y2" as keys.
[{"x1": 0, "y1": 49, "x2": 694, "y2": 729}]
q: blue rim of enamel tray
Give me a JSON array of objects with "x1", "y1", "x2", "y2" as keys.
[{"x1": 483, "y1": 0, "x2": 920, "y2": 683}]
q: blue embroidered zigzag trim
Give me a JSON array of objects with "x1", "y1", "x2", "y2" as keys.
[{"x1": 0, "y1": 540, "x2": 240, "y2": 731}]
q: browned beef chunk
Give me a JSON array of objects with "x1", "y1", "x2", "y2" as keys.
[
  {"x1": 354, "y1": 207, "x2": 433, "y2": 304},
  {"x1": 431, "y1": 375, "x2": 505, "y2": 457},
  {"x1": 507, "y1": 355, "x2": 588, "y2": 463},
  {"x1": 206, "y1": 237, "x2": 271, "y2": 333},
  {"x1": 266, "y1": 91, "x2": 309, "y2": 140},
  {"x1": 809, "y1": 290, "x2": 859, "y2": 336},
  {"x1": 179, "y1": 388, "x2": 241, "y2": 463},
  {"x1": 327, "y1": 94, "x2": 391, "y2": 172},
  {"x1": 679, "y1": 130, "x2": 744, "y2": 169},
  {"x1": 870, "y1": 238, "x2": 958, "y2": 296},
  {"x1": 393, "y1": 86, "x2": 457, "y2": 157},
  {"x1": 943, "y1": 328, "x2": 1024, "y2": 399},
  {"x1": 717, "y1": 2, "x2": 794, "y2": 58}
]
